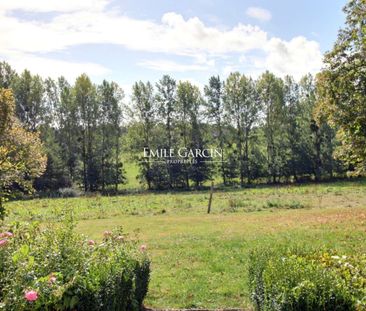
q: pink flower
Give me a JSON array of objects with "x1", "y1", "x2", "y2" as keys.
[
  {"x1": 5, "y1": 231, "x2": 13, "y2": 238},
  {"x1": 88, "y1": 239, "x2": 95, "y2": 246},
  {"x1": 0, "y1": 232, "x2": 13, "y2": 238},
  {"x1": 25, "y1": 290, "x2": 38, "y2": 301},
  {"x1": 103, "y1": 230, "x2": 112, "y2": 237},
  {"x1": 0, "y1": 239, "x2": 8, "y2": 247},
  {"x1": 140, "y1": 244, "x2": 147, "y2": 252}
]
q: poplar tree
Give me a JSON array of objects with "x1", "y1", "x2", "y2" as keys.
[
  {"x1": 131, "y1": 81, "x2": 156, "y2": 189},
  {"x1": 204, "y1": 76, "x2": 226, "y2": 184},
  {"x1": 156, "y1": 75, "x2": 177, "y2": 188}
]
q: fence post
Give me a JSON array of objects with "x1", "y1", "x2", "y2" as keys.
[{"x1": 207, "y1": 181, "x2": 214, "y2": 214}]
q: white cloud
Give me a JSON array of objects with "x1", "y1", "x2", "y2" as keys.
[
  {"x1": 246, "y1": 7, "x2": 272, "y2": 22},
  {"x1": 263, "y1": 36, "x2": 322, "y2": 79},
  {"x1": 0, "y1": 2, "x2": 322, "y2": 80},
  {"x1": 0, "y1": 8, "x2": 268, "y2": 56},
  {"x1": 138, "y1": 59, "x2": 211, "y2": 72},
  {"x1": 7, "y1": 52, "x2": 110, "y2": 82}
]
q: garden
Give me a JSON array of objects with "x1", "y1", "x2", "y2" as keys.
[{"x1": 1, "y1": 180, "x2": 366, "y2": 310}]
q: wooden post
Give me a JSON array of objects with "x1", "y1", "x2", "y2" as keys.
[{"x1": 207, "y1": 181, "x2": 214, "y2": 214}]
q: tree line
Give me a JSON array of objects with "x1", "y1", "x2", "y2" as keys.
[{"x1": 0, "y1": 62, "x2": 345, "y2": 192}]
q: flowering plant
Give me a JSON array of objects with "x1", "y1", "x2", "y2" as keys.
[{"x1": 0, "y1": 215, "x2": 150, "y2": 310}]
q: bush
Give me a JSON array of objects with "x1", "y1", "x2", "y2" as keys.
[
  {"x1": 0, "y1": 215, "x2": 150, "y2": 310},
  {"x1": 248, "y1": 245, "x2": 366, "y2": 310}
]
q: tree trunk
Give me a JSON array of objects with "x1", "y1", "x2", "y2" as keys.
[
  {"x1": 245, "y1": 128, "x2": 250, "y2": 184},
  {"x1": 101, "y1": 126, "x2": 105, "y2": 193},
  {"x1": 115, "y1": 128, "x2": 120, "y2": 193},
  {"x1": 315, "y1": 130, "x2": 322, "y2": 181},
  {"x1": 218, "y1": 120, "x2": 226, "y2": 185},
  {"x1": 237, "y1": 119, "x2": 244, "y2": 187},
  {"x1": 82, "y1": 129, "x2": 87, "y2": 192}
]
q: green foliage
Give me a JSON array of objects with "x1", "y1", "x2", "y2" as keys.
[
  {"x1": 248, "y1": 246, "x2": 366, "y2": 310},
  {"x1": 316, "y1": 0, "x2": 366, "y2": 174},
  {"x1": 1, "y1": 59, "x2": 350, "y2": 193},
  {"x1": 0, "y1": 61, "x2": 17, "y2": 89},
  {"x1": 12, "y1": 70, "x2": 46, "y2": 131},
  {"x1": 0, "y1": 89, "x2": 47, "y2": 219},
  {"x1": 0, "y1": 216, "x2": 150, "y2": 310},
  {"x1": 224, "y1": 72, "x2": 261, "y2": 185}
]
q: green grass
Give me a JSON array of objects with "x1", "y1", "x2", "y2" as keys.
[
  {"x1": 4, "y1": 179, "x2": 366, "y2": 309},
  {"x1": 120, "y1": 159, "x2": 141, "y2": 190}
]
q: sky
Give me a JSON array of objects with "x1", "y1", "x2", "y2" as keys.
[{"x1": 0, "y1": 0, "x2": 346, "y2": 96}]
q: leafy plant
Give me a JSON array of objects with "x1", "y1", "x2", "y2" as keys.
[
  {"x1": 0, "y1": 214, "x2": 150, "y2": 310},
  {"x1": 248, "y1": 245, "x2": 366, "y2": 310}
]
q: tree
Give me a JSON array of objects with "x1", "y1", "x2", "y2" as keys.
[
  {"x1": 13, "y1": 70, "x2": 46, "y2": 131},
  {"x1": 0, "y1": 61, "x2": 17, "y2": 89},
  {"x1": 97, "y1": 80, "x2": 125, "y2": 192},
  {"x1": 316, "y1": 0, "x2": 366, "y2": 174},
  {"x1": 224, "y1": 72, "x2": 260, "y2": 185},
  {"x1": 177, "y1": 81, "x2": 211, "y2": 188},
  {"x1": 57, "y1": 77, "x2": 79, "y2": 181},
  {"x1": 0, "y1": 89, "x2": 46, "y2": 219},
  {"x1": 240, "y1": 77, "x2": 260, "y2": 184},
  {"x1": 74, "y1": 74, "x2": 98, "y2": 191},
  {"x1": 33, "y1": 77, "x2": 72, "y2": 191},
  {"x1": 257, "y1": 71, "x2": 285, "y2": 183},
  {"x1": 224, "y1": 73, "x2": 244, "y2": 185},
  {"x1": 156, "y1": 75, "x2": 177, "y2": 188},
  {"x1": 204, "y1": 76, "x2": 226, "y2": 184},
  {"x1": 131, "y1": 81, "x2": 156, "y2": 189}
]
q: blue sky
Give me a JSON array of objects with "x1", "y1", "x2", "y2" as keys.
[{"x1": 0, "y1": 0, "x2": 346, "y2": 95}]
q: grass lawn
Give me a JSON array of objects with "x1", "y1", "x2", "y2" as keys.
[{"x1": 4, "y1": 179, "x2": 366, "y2": 309}]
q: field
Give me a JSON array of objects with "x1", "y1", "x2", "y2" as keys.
[{"x1": 4, "y1": 179, "x2": 366, "y2": 309}]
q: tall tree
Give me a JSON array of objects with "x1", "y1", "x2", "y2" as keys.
[
  {"x1": 97, "y1": 80, "x2": 125, "y2": 192},
  {"x1": 33, "y1": 77, "x2": 72, "y2": 191},
  {"x1": 257, "y1": 71, "x2": 285, "y2": 183},
  {"x1": 57, "y1": 77, "x2": 79, "y2": 181},
  {"x1": 0, "y1": 89, "x2": 46, "y2": 219},
  {"x1": 240, "y1": 77, "x2": 261, "y2": 184},
  {"x1": 224, "y1": 73, "x2": 260, "y2": 185},
  {"x1": 316, "y1": 0, "x2": 366, "y2": 174},
  {"x1": 156, "y1": 75, "x2": 177, "y2": 188},
  {"x1": 204, "y1": 76, "x2": 227, "y2": 184},
  {"x1": 224, "y1": 72, "x2": 245, "y2": 185},
  {"x1": 74, "y1": 74, "x2": 98, "y2": 191},
  {"x1": 177, "y1": 81, "x2": 211, "y2": 188},
  {"x1": 13, "y1": 70, "x2": 46, "y2": 131},
  {"x1": 131, "y1": 81, "x2": 156, "y2": 189},
  {"x1": 298, "y1": 75, "x2": 324, "y2": 180}
]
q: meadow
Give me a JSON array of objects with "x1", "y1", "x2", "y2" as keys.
[{"x1": 4, "y1": 178, "x2": 366, "y2": 309}]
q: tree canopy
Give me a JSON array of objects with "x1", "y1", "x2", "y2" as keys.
[
  {"x1": 316, "y1": 0, "x2": 366, "y2": 174},
  {"x1": 0, "y1": 89, "x2": 46, "y2": 218}
]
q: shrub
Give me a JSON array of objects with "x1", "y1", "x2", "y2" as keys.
[
  {"x1": 0, "y1": 215, "x2": 150, "y2": 310},
  {"x1": 248, "y1": 245, "x2": 366, "y2": 310},
  {"x1": 263, "y1": 200, "x2": 305, "y2": 210}
]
